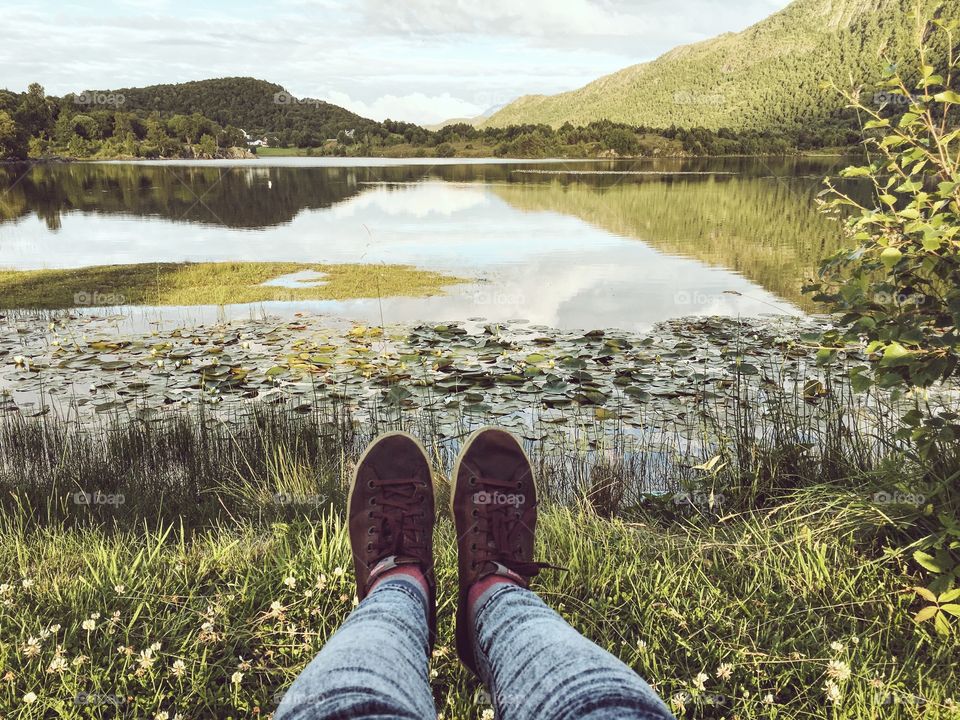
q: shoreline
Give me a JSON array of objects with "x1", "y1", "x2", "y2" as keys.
[{"x1": 1, "y1": 149, "x2": 864, "y2": 166}]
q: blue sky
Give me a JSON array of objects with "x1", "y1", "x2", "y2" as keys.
[{"x1": 2, "y1": 0, "x2": 792, "y2": 124}]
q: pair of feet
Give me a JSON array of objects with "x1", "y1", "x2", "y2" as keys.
[{"x1": 348, "y1": 426, "x2": 547, "y2": 675}]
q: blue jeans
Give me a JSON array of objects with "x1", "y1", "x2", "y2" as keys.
[{"x1": 276, "y1": 577, "x2": 674, "y2": 720}]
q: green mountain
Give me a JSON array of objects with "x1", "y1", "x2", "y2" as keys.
[
  {"x1": 92, "y1": 77, "x2": 380, "y2": 141},
  {"x1": 484, "y1": 0, "x2": 958, "y2": 131}
]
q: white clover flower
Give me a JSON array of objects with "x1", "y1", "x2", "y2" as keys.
[
  {"x1": 23, "y1": 691, "x2": 37, "y2": 705},
  {"x1": 22, "y1": 637, "x2": 41, "y2": 658},
  {"x1": 231, "y1": 671, "x2": 244, "y2": 684},
  {"x1": 21, "y1": 578, "x2": 33, "y2": 589},
  {"x1": 830, "y1": 640, "x2": 845, "y2": 653},
  {"x1": 716, "y1": 663, "x2": 734, "y2": 680},
  {"x1": 137, "y1": 646, "x2": 157, "y2": 670},
  {"x1": 827, "y1": 659, "x2": 851, "y2": 682},
  {"x1": 81, "y1": 619, "x2": 96, "y2": 631},
  {"x1": 283, "y1": 576, "x2": 297, "y2": 589},
  {"x1": 114, "y1": 584, "x2": 126, "y2": 594},
  {"x1": 332, "y1": 567, "x2": 345, "y2": 577},
  {"x1": 824, "y1": 680, "x2": 842, "y2": 703},
  {"x1": 481, "y1": 709, "x2": 494, "y2": 720},
  {"x1": 763, "y1": 693, "x2": 775, "y2": 704},
  {"x1": 268, "y1": 600, "x2": 286, "y2": 618},
  {"x1": 46, "y1": 656, "x2": 68, "y2": 674},
  {"x1": 171, "y1": 659, "x2": 186, "y2": 678},
  {"x1": 692, "y1": 672, "x2": 708, "y2": 691},
  {"x1": 670, "y1": 693, "x2": 687, "y2": 714}
]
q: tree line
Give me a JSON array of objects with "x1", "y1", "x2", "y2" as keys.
[{"x1": 0, "y1": 78, "x2": 873, "y2": 162}]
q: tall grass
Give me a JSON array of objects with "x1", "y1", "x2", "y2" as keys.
[
  {"x1": 1, "y1": 367, "x2": 958, "y2": 718},
  {"x1": 1, "y1": 360, "x2": 935, "y2": 528}
]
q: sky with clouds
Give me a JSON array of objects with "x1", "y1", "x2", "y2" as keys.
[{"x1": 2, "y1": 0, "x2": 792, "y2": 125}]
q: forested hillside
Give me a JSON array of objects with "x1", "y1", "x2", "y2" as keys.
[
  {"x1": 484, "y1": 0, "x2": 959, "y2": 133},
  {"x1": 107, "y1": 77, "x2": 381, "y2": 146}
]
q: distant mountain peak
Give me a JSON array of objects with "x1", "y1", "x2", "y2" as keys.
[{"x1": 483, "y1": 0, "x2": 956, "y2": 131}]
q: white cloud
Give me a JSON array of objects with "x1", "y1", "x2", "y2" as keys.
[
  {"x1": 1, "y1": 0, "x2": 794, "y2": 124},
  {"x1": 322, "y1": 90, "x2": 484, "y2": 124},
  {"x1": 358, "y1": 0, "x2": 632, "y2": 37}
]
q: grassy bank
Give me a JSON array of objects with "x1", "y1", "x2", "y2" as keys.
[
  {"x1": 0, "y1": 262, "x2": 467, "y2": 310},
  {"x1": 1, "y1": 496, "x2": 956, "y2": 719},
  {"x1": 1, "y1": 356, "x2": 958, "y2": 718}
]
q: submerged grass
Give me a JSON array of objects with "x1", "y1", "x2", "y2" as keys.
[{"x1": 0, "y1": 262, "x2": 468, "y2": 310}]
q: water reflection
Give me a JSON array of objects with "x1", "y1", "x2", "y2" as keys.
[{"x1": 0, "y1": 157, "x2": 858, "y2": 330}]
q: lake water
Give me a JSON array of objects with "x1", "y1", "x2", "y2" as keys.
[{"x1": 0, "y1": 156, "x2": 856, "y2": 331}]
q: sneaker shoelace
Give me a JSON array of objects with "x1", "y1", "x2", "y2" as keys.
[
  {"x1": 468, "y1": 473, "x2": 558, "y2": 579},
  {"x1": 367, "y1": 475, "x2": 428, "y2": 559}
]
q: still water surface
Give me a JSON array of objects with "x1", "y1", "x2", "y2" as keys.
[{"x1": 0, "y1": 157, "x2": 856, "y2": 331}]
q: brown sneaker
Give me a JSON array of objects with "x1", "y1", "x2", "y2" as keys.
[
  {"x1": 349, "y1": 431, "x2": 436, "y2": 643},
  {"x1": 450, "y1": 426, "x2": 553, "y2": 675}
]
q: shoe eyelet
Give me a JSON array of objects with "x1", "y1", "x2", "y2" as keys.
[
  {"x1": 368, "y1": 511, "x2": 374, "y2": 519},
  {"x1": 468, "y1": 475, "x2": 477, "y2": 486},
  {"x1": 368, "y1": 480, "x2": 375, "y2": 489},
  {"x1": 369, "y1": 498, "x2": 377, "y2": 505},
  {"x1": 366, "y1": 542, "x2": 373, "y2": 550},
  {"x1": 367, "y1": 527, "x2": 375, "y2": 535},
  {"x1": 516, "y1": 481, "x2": 522, "y2": 489},
  {"x1": 470, "y1": 543, "x2": 477, "y2": 551},
  {"x1": 471, "y1": 509, "x2": 479, "y2": 518}
]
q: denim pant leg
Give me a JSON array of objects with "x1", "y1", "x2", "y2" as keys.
[
  {"x1": 276, "y1": 577, "x2": 436, "y2": 720},
  {"x1": 472, "y1": 584, "x2": 674, "y2": 720}
]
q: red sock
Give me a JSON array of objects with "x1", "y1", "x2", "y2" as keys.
[
  {"x1": 370, "y1": 565, "x2": 429, "y2": 597},
  {"x1": 467, "y1": 573, "x2": 518, "y2": 614}
]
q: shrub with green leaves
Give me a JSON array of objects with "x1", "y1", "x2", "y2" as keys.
[
  {"x1": 809, "y1": 20, "x2": 958, "y2": 384},
  {"x1": 806, "y1": 19, "x2": 960, "y2": 632}
]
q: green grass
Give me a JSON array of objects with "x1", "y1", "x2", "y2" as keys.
[
  {"x1": 1, "y1": 496, "x2": 956, "y2": 719},
  {"x1": 0, "y1": 262, "x2": 468, "y2": 310},
  {"x1": 1, "y1": 337, "x2": 957, "y2": 719}
]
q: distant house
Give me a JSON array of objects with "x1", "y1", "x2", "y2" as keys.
[{"x1": 247, "y1": 137, "x2": 270, "y2": 148}]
